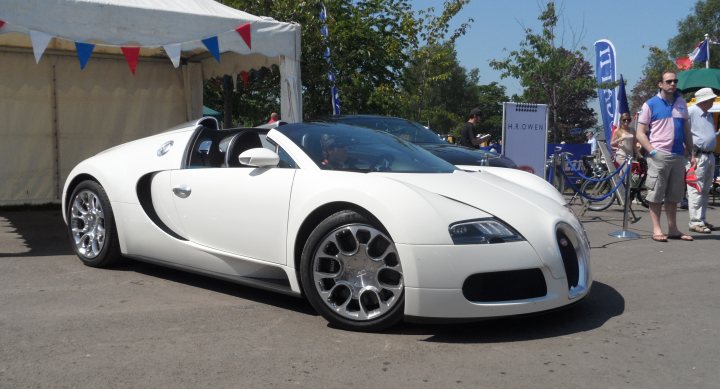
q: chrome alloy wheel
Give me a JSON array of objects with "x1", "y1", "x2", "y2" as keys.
[
  {"x1": 70, "y1": 189, "x2": 106, "y2": 259},
  {"x1": 312, "y1": 224, "x2": 403, "y2": 321}
]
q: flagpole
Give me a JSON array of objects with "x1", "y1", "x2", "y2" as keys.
[{"x1": 705, "y1": 34, "x2": 710, "y2": 69}]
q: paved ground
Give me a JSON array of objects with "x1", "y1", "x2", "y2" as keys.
[{"x1": 0, "y1": 200, "x2": 719, "y2": 388}]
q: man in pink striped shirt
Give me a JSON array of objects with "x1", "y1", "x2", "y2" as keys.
[{"x1": 636, "y1": 71, "x2": 696, "y2": 242}]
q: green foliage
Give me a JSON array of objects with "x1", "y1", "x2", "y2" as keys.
[
  {"x1": 632, "y1": 0, "x2": 718, "y2": 111},
  {"x1": 399, "y1": 42, "x2": 498, "y2": 135},
  {"x1": 210, "y1": 0, "x2": 420, "y2": 124},
  {"x1": 488, "y1": 1, "x2": 597, "y2": 143},
  {"x1": 206, "y1": 0, "x2": 486, "y2": 131},
  {"x1": 630, "y1": 47, "x2": 675, "y2": 113},
  {"x1": 667, "y1": 0, "x2": 720, "y2": 68}
]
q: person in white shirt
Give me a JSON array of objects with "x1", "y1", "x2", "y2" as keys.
[
  {"x1": 585, "y1": 129, "x2": 598, "y2": 155},
  {"x1": 686, "y1": 87, "x2": 718, "y2": 233}
]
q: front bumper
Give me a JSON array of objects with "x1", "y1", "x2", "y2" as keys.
[{"x1": 396, "y1": 225, "x2": 591, "y2": 319}]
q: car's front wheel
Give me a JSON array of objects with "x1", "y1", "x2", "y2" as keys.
[
  {"x1": 67, "y1": 180, "x2": 122, "y2": 268},
  {"x1": 300, "y1": 210, "x2": 404, "y2": 331}
]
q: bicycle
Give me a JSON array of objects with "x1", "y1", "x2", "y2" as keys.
[{"x1": 580, "y1": 156, "x2": 648, "y2": 211}]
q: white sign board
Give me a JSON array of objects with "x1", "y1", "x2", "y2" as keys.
[{"x1": 502, "y1": 103, "x2": 548, "y2": 177}]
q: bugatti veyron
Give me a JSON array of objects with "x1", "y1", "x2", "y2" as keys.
[{"x1": 62, "y1": 118, "x2": 591, "y2": 331}]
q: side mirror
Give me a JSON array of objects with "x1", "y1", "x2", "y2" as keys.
[{"x1": 238, "y1": 148, "x2": 280, "y2": 167}]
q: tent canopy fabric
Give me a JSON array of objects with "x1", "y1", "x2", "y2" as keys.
[
  {"x1": 0, "y1": 0, "x2": 302, "y2": 205},
  {"x1": 1, "y1": 0, "x2": 298, "y2": 59},
  {"x1": 0, "y1": 0, "x2": 302, "y2": 122}
]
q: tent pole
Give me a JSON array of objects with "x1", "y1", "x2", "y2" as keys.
[{"x1": 51, "y1": 64, "x2": 60, "y2": 201}]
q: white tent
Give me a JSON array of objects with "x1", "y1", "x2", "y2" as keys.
[{"x1": 0, "y1": 0, "x2": 302, "y2": 205}]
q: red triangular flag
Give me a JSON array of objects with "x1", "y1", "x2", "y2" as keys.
[
  {"x1": 0, "y1": 20, "x2": 5, "y2": 29},
  {"x1": 675, "y1": 56, "x2": 692, "y2": 70},
  {"x1": 240, "y1": 70, "x2": 249, "y2": 87},
  {"x1": 235, "y1": 23, "x2": 251, "y2": 49},
  {"x1": 121, "y1": 47, "x2": 140, "y2": 74}
]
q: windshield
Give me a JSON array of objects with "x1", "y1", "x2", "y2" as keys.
[
  {"x1": 332, "y1": 117, "x2": 445, "y2": 144},
  {"x1": 278, "y1": 123, "x2": 456, "y2": 173}
]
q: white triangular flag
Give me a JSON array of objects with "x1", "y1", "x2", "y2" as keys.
[
  {"x1": 163, "y1": 43, "x2": 181, "y2": 68},
  {"x1": 30, "y1": 30, "x2": 53, "y2": 64}
]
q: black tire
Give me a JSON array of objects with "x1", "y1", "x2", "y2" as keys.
[
  {"x1": 580, "y1": 179, "x2": 616, "y2": 211},
  {"x1": 300, "y1": 210, "x2": 404, "y2": 331},
  {"x1": 67, "y1": 180, "x2": 123, "y2": 268}
]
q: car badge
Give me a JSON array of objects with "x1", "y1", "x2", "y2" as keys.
[{"x1": 157, "y1": 140, "x2": 174, "y2": 156}]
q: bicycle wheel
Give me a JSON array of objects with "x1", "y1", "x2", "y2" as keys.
[
  {"x1": 635, "y1": 187, "x2": 649, "y2": 208},
  {"x1": 580, "y1": 179, "x2": 616, "y2": 211}
]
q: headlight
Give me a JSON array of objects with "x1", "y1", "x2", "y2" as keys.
[{"x1": 449, "y1": 218, "x2": 524, "y2": 245}]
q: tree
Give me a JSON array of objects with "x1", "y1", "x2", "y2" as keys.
[
  {"x1": 212, "y1": 0, "x2": 419, "y2": 124},
  {"x1": 208, "y1": 0, "x2": 476, "y2": 128},
  {"x1": 632, "y1": 0, "x2": 718, "y2": 112},
  {"x1": 667, "y1": 0, "x2": 720, "y2": 69},
  {"x1": 489, "y1": 1, "x2": 597, "y2": 143},
  {"x1": 630, "y1": 47, "x2": 675, "y2": 114},
  {"x1": 400, "y1": 42, "x2": 498, "y2": 135}
]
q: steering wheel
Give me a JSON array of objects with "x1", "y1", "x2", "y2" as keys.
[{"x1": 368, "y1": 154, "x2": 394, "y2": 172}]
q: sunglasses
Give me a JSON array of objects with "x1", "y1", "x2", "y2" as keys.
[
  {"x1": 622, "y1": 119, "x2": 631, "y2": 123},
  {"x1": 664, "y1": 79, "x2": 679, "y2": 84}
]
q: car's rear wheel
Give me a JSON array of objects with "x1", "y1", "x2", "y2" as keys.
[
  {"x1": 300, "y1": 210, "x2": 404, "y2": 331},
  {"x1": 67, "y1": 180, "x2": 122, "y2": 267}
]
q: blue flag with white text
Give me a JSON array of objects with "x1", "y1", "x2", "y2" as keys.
[{"x1": 594, "y1": 39, "x2": 617, "y2": 152}]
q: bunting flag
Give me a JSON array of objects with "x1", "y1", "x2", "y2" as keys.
[
  {"x1": 30, "y1": 30, "x2": 53, "y2": 63},
  {"x1": 202, "y1": 36, "x2": 221, "y2": 63},
  {"x1": 121, "y1": 47, "x2": 140, "y2": 74},
  {"x1": 163, "y1": 43, "x2": 181, "y2": 68},
  {"x1": 10, "y1": 21, "x2": 253, "y2": 72},
  {"x1": 240, "y1": 70, "x2": 249, "y2": 87},
  {"x1": 75, "y1": 42, "x2": 95, "y2": 69},
  {"x1": 235, "y1": 23, "x2": 251, "y2": 49}
]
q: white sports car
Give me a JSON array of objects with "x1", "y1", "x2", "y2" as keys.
[{"x1": 63, "y1": 118, "x2": 591, "y2": 331}]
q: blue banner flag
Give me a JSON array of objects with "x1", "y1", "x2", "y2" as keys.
[
  {"x1": 594, "y1": 39, "x2": 616, "y2": 152},
  {"x1": 320, "y1": 3, "x2": 340, "y2": 115}
]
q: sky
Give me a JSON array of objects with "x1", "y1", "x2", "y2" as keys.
[{"x1": 412, "y1": 0, "x2": 697, "y2": 97}]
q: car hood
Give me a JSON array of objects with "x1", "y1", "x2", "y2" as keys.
[
  {"x1": 419, "y1": 143, "x2": 516, "y2": 168},
  {"x1": 381, "y1": 170, "x2": 579, "y2": 242},
  {"x1": 376, "y1": 170, "x2": 586, "y2": 280}
]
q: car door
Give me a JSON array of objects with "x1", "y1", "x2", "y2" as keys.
[{"x1": 169, "y1": 166, "x2": 295, "y2": 265}]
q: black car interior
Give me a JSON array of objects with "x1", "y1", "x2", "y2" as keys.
[{"x1": 185, "y1": 126, "x2": 264, "y2": 168}]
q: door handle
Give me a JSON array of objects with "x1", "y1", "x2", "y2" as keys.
[{"x1": 172, "y1": 185, "x2": 192, "y2": 198}]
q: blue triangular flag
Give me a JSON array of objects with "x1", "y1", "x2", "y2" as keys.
[
  {"x1": 202, "y1": 36, "x2": 221, "y2": 63},
  {"x1": 75, "y1": 41, "x2": 95, "y2": 69}
]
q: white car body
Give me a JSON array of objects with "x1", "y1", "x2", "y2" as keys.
[{"x1": 63, "y1": 118, "x2": 591, "y2": 330}]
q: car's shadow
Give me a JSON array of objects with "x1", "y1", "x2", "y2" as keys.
[
  {"x1": 2, "y1": 208, "x2": 624, "y2": 341},
  {"x1": 120, "y1": 260, "x2": 316, "y2": 316},
  {"x1": 126, "y1": 260, "x2": 623, "y2": 342},
  {"x1": 394, "y1": 281, "x2": 623, "y2": 343}
]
